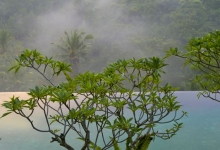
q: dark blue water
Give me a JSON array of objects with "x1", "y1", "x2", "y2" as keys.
[{"x1": 0, "y1": 91, "x2": 220, "y2": 150}]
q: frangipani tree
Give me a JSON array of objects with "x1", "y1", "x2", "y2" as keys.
[
  {"x1": 54, "y1": 30, "x2": 93, "y2": 77},
  {"x1": 166, "y1": 30, "x2": 220, "y2": 101},
  {"x1": 1, "y1": 49, "x2": 186, "y2": 150}
]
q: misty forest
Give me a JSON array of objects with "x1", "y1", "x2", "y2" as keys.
[
  {"x1": 1, "y1": 0, "x2": 220, "y2": 150},
  {"x1": 0, "y1": 0, "x2": 219, "y2": 91}
]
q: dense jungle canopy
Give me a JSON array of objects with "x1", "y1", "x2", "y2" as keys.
[{"x1": 0, "y1": 0, "x2": 219, "y2": 91}]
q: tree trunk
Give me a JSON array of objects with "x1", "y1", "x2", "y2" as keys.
[{"x1": 70, "y1": 56, "x2": 79, "y2": 77}]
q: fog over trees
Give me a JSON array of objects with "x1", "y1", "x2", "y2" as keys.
[
  {"x1": 0, "y1": 0, "x2": 219, "y2": 91},
  {"x1": 1, "y1": 1, "x2": 220, "y2": 150}
]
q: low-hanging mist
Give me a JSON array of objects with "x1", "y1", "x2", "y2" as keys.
[
  {"x1": 0, "y1": 0, "x2": 219, "y2": 90},
  {"x1": 28, "y1": 0, "x2": 153, "y2": 71}
]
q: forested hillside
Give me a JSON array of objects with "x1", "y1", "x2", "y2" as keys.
[{"x1": 0, "y1": 0, "x2": 219, "y2": 91}]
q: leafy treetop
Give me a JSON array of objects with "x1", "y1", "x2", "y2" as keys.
[
  {"x1": 166, "y1": 30, "x2": 220, "y2": 102},
  {"x1": 1, "y1": 49, "x2": 186, "y2": 150}
]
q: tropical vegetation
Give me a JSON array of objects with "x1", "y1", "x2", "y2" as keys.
[
  {"x1": 166, "y1": 30, "x2": 220, "y2": 102},
  {"x1": 1, "y1": 49, "x2": 186, "y2": 149},
  {"x1": 0, "y1": 0, "x2": 219, "y2": 91}
]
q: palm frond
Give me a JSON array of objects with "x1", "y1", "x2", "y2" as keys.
[
  {"x1": 54, "y1": 30, "x2": 94, "y2": 75},
  {"x1": 84, "y1": 34, "x2": 94, "y2": 40}
]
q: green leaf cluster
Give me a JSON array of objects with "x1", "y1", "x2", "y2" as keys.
[
  {"x1": 1, "y1": 49, "x2": 186, "y2": 150},
  {"x1": 166, "y1": 30, "x2": 220, "y2": 99}
]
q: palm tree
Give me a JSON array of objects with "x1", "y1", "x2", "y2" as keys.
[{"x1": 54, "y1": 30, "x2": 93, "y2": 77}]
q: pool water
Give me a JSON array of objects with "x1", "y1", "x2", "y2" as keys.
[
  {"x1": 0, "y1": 91, "x2": 220, "y2": 150},
  {"x1": 149, "y1": 91, "x2": 220, "y2": 150}
]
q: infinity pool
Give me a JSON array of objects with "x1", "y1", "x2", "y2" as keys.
[{"x1": 0, "y1": 91, "x2": 220, "y2": 150}]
